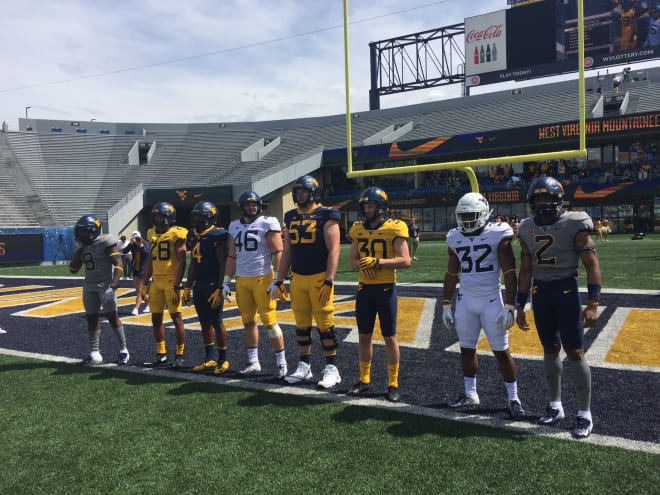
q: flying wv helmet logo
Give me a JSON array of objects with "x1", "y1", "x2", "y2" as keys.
[
  {"x1": 377, "y1": 190, "x2": 388, "y2": 201},
  {"x1": 310, "y1": 177, "x2": 319, "y2": 188},
  {"x1": 176, "y1": 190, "x2": 187, "y2": 201},
  {"x1": 93, "y1": 218, "x2": 101, "y2": 229}
]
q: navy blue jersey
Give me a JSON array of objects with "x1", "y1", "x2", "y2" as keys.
[
  {"x1": 186, "y1": 226, "x2": 229, "y2": 285},
  {"x1": 284, "y1": 205, "x2": 340, "y2": 275}
]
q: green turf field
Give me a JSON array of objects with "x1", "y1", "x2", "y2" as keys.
[
  {"x1": 0, "y1": 355, "x2": 657, "y2": 495},
  {"x1": 1, "y1": 233, "x2": 657, "y2": 290}
]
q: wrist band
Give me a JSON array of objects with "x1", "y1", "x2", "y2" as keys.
[
  {"x1": 223, "y1": 275, "x2": 231, "y2": 284},
  {"x1": 516, "y1": 292, "x2": 529, "y2": 307},
  {"x1": 442, "y1": 299, "x2": 452, "y2": 304},
  {"x1": 587, "y1": 283, "x2": 601, "y2": 302}
]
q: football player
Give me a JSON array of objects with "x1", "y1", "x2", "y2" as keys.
[
  {"x1": 142, "y1": 202, "x2": 188, "y2": 368},
  {"x1": 274, "y1": 175, "x2": 342, "y2": 389},
  {"x1": 224, "y1": 191, "x2": 288, "y2": 379},
  {"x1": 184, "y1": 201, "x2": 231, "y2": 375},
  {"x1": 69, "y1": 214, "x2": 129, "y2": 365},
  {"x1": 517, "y1": 177, "x2": 602, "y2": 438},
  {"x1": 442, "y1": 193, "x2": 524, "y2": 418},
  {"x1": 347, "y1": 187, "x2": 410, "y2": 402}
]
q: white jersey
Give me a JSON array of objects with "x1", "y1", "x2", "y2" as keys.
[
  {"x1": 228, "y1": 215, "x2": 281, "y2": 277},
  {"x1": 446, "y1": 222, "x2": 513, "y2": 297}
]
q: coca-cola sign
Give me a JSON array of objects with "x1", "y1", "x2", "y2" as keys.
[{"x1": 466, "y1": 25, "x2": 503, "y2": 43}]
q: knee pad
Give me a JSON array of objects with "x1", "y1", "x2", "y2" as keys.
[
  {"x1": 318, "y1": 326, "x2": 338, "y2": 352},
  {"x1": 267, "y1": 324, "x2": 283, "y2": 339},
  {"x1": 295, "y1": 327, "x2": 312, "y2": 346}
]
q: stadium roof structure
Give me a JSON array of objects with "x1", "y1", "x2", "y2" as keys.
[{"x1": 2, "y1": 65, "x2": 660, "y2": 229}]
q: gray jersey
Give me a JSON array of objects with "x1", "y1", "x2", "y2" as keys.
[
  {"x1": 517, "y1": 211, "x2": 592, "y2": 281},
  {"x1": 78, "y1": 234, "x2": 119, "y2": 290}
]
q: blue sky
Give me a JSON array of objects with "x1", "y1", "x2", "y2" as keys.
[{"x1": 1, "y1": 0, "x2": 514, "y2": 127}]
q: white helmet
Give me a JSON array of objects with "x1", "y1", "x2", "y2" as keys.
[{"x1": 455, "y1": 192, "x2": 492, "y2": 233}]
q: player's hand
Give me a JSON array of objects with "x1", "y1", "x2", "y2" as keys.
[
  {"x1": 495, "y1": 304, "x2": 515, "y2": 331},
  {"x1": 208, "y1": 288, "x2": 223, "y2": 309},
  {"x1": 582, "y1": 304, "x2": 598, "y2": 328},
  {"x1": 318, "y1": 279, "x2": 333, "y2": 305},
  {"x1": 358, "y1": 256, "x2": 379, "y2": 279},
  {"x1": 140, "y1": 285, "x2": 150, "y2": 299},
  {"x1": 170, "y1": 286, "x2": 181, "y2": 307},
  {"x1": 268, "y1": 280, "x2": 287, "y2": 301},
  {"x1": 442, "y1": 304, "x2": 455, "y2": 330},
  {"x1": 102, "y1": 286, "x2": 116, "y2": 307},
  {"x1": 182, "y1": 288, "x2": 192, "y2": 306},
  {"x1": 222, "y1": 283, "x2": 233, "y2": 303},
  {"x1": 516, "y1": 307, "x2": 530, "y2": 331}
]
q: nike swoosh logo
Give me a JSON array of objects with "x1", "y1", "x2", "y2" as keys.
[
  {"x1": 573, "y1": 182, "x2": 632, "y2": 199},
  {"x1": 563, "y1": 289, "x2": 572, "y2": 294},
  {"x1": 388, "y1": 137, "x2": 449, "y2": 158},
  {"x1": 489, "y1": 298, "x2": 496, "y2": 302}
]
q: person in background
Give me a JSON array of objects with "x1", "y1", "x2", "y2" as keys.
[
  {"x1": 70, "y1": 214, "x2": 129, "y2": 365},
  {"x1": 117, "y1": 235, "x2": 132, "y2": 279},
  {"x1": 517, "y1": 177, "x2": 601, "y2": 439},
  {"x1": 442, "y1": 193, "x2": 524, "y2": 418},
  {"x1": 347, "y1": 187, "x2": 410, "y2": 402},
  {"x1": 407, "y1": 216, "x2": 420, "y2": 261},
  {"x1": 123, "y1": 231, "x2": 150, "y2": 315}
]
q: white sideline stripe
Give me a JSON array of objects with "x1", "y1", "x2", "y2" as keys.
[{"x1": 1, "y1": 347, "x2": 657, "y2": 455}]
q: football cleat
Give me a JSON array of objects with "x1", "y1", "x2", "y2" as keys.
[
  {"x1": 284, "y1": 361, "x2": 313, "y2": 384},
  {"x1": 448, "y1": 393, "x2": 480, "y2": 408},
  {"x1": 238, "y1": 361, "x2": 262, "y2": 375},
  {"x1": 572, "y1": 416, "x2": 593, "y2": 438},
  {"x1": 274, "y1": 364, "x2": 288, "y2": 380},
  {"x1": 117, "y1": 350, "x2": 130, "y2": 365},
  {"x1": 143, "y1": 305, "x2": 150, "y2": 314},
  {"x1": 213, "y1": 360, "x2": 230, "y2": 375},
  {"x1": 150, "y1": 353, "x2": 168, "y2": 367},
  {"x1": 537, "y1": 406, "x2": 565, "y2": 425},
  {"x1": 192, "y1": 360, "x2": 217, "y2": 372},
  {"x1": 172, "y1": 355, "x2": 184, "y2": 369},
  {"x1": 386, "y1": 386, "x2": 401, "y2": 403},
  {"x1": 509, "y1": 399, "x2": 525, "y2": 419},
  {"x1": 80, "y1": 352, "x2": 103, "y2": 366},
  {"x1": 317, "y1": 364, "x2": 341, "y2": 389},
  {"x1": 130, "y1": 308, "x2": 139, "y2": 316},
  {"x1": 347, "y1": 381, "x2": 371, "y2": 396}
]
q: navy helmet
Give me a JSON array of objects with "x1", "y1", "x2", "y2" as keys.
[{"x1": 74, "y1": 214, "x2": 102, "y2": 245}]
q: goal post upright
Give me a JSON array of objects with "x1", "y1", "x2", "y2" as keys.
[{"x1": 342, "y1": 0, "x2": 587, "y2": 193}]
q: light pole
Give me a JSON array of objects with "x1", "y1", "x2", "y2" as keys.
[
  {"x1": 25, "y1": 106, "x2": 31, "y2": 119},
  {"x1": 91, "y1": 118, "x2": 96, "y2": 123}
]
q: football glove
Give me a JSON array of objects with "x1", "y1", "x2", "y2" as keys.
[
  {"x1": 208, "y1": 288, "x2": 223, "y2": 309},
  {"x1": 358, "y1": 256, "x2": 379, "y2": 279},
  {"x1": 318, "y1": 279, "x2": 333, "y2": 305},
  {"x1": 182, "y1": 288, "x2": 192, "y2": 306},
  {"x1": 495, "y1": 304, "x2": 515, "y2": 331},
  {"x1": 442, "y1": 304, "x2": 455, "y2": 330},
  {"x1": 222, "y1": 283, "x2": 232, "y2": 303},
  {"x1": 102, "y1": 286, "x2": 115, "y2": 308},
  {"x1": 140, "y1": 285, "x2": 150, "y2": 299},
  {"x1": 170, "y1": 286, "x2": 181, "y2": 307}
]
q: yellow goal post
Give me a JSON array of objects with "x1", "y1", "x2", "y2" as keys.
[{"x1": 342, "y1": 0, "x2": 587, "y2": 193}]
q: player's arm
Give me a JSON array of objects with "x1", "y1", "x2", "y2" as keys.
[
  {"x1": 515, "y1": 238, "x2": 533, "y2": 330},
  {"x1": 378, "y1": 236, "x2": 411, "y2": 269},
  {"x1": 266, "y1": 229, "x2": 283, "y2": 275},
  {"x1": 214, "y1": 235, "x2": 229, "y2": 287},
  {"x1": 173, "y1": 239, "x2": 187, "y2": 288},
  {"x1": 69, "y1": 247, "x2": 83, "y2": 273},
  {"x1": 276, "y1": 226, "x2": 292, "y2": 283},
  {"x1": 224, "y1": 233, "x2": 237, "y2": 281},
  {"x1": 442, "y1": 247, "x2": 460, "y2": 302},
  {"x1": 348, "y1": 238, "x2": 360, "y2": 270},
  {"x1": 323, "y1": 219, "x2": 340, "y2": 282},
  {"x1": 497, "y1": 237, "x2": 517, "y2": 306},
  {"x1": 576, "y1": 230, "x2": 602, "y2": 327},
  {"x1": 107, "y1": 247, "x2": 123, "y2": 288}
]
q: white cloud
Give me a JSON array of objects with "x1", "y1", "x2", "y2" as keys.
[{"x1": 0, "y1": 0, "x2": 509, "y2": 128}]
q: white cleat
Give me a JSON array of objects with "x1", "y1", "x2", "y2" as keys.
[
  {"x1": 238, "y1": 361, "x2": 262, "y2": 375},
  {"x1": 317, "y1": 364, "x2": 341, "y2": 389},
  {"x1": 284, "y1": 361, "x2": 312, "y2": 384}
]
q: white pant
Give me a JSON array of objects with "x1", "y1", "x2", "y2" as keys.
[{"x1": 454, "y1": 291, "x2": 508, "y2": 351}]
